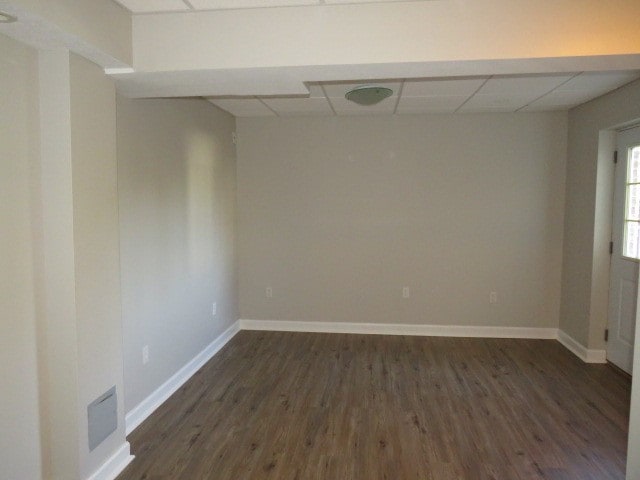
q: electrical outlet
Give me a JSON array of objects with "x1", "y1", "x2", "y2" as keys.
[
  {"x1": 489, "y1": 292, "x2": 498, "y2": 304},
  {"x1": 266, "y1": 287, "x2": 273, "y2": 298},
  {"x1": 142, "y1": 345, "x2": 149, "y2": 365},
  {"x1": 212, "y1": 302, "x2": 217, "y2": 316},
  {"x1": 402, "y1": 286, "x2": 410, "y2": 298}
]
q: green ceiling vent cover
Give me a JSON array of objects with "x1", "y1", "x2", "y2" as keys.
[
  {"x1": 0, "y1": 11, "x2": 17, "y2": 22},
  {"x1": 345, "y1": 85, "x2": 393, "y2": 106}
]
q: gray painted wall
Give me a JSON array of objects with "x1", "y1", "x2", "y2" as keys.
[
  {"x1": 0, "y1": 32, "x2": 42, "y2": 480},
  {"x1": 557, "y1": 78, "x2": 640, "y2": 479},
  {"x1": 560, "y1": 79, "x2": 640, "y2": 350},
  {"x1": 117, "y1": 97, "x2": 238, "y2": 413},
  {"x1": 237, "y1": 113, "x2": 567, "y2": 328}
]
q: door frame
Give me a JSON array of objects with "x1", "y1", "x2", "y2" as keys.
[{"x1": 606, "y1": 125, "x2": 640, "y2": 373}]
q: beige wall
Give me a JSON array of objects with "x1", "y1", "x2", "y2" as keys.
[
  {"x1": 560, "y1": 79, "x2": 640, "y2": 349},
  {"x1": 36, "y1": 47, "x2": 80, "y2": 480},
  {"x1": 2, "y1": 41, "x2": 130, "y2": 479},
  {"x1": 117, "y1": 97, "x2": 238, "y2": 413},
  {"x1": 0, "y1": 33, "x2": 42, "y2": 480},
  {"x1": 10, "y1": 0, "x2": 132, "y2": 65},
  {"x1": 237, "y1": 113, "x2": 567, "y2": 328},
  {"x1": 2, "y1": 20, "x2": 238, "y2": 475},
  {"x1": 69, "y1": 53, "x2": 128, "y2": 480}
]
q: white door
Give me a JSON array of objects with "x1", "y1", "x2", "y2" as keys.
[{"x1": 608, "y1": 126, "x2": 640, "y2": 374}]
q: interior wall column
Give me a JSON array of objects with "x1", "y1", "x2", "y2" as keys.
[{"x1": 36, "y1": 47, "x2": 81, "y2": 479}]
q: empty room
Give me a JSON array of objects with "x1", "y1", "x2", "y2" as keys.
[{"x1": 2, "y1": 1, "x2": 640, "y2": 479}]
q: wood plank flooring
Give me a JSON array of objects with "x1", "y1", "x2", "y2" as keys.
[{"x1": 118, "y1": 331, "x2": 631, "y2": 480}]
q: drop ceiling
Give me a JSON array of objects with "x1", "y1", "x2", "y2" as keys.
[
  {"x1": 113, "y1": 0, "x2": 428, "y2": 13},
  {"x1": 107, "y1": 0, "x2": 640, "y2": 116},
  {"x1": 208, "y1": 71, "x2": 640, "y2": 118}
]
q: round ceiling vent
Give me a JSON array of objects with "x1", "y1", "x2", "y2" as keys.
[
  {"x1": 345, "y1": 85, "x2": 393, "y2": 106},
  {"x1": 0, "y1": 11, "x2": 17, "y2": 23}
]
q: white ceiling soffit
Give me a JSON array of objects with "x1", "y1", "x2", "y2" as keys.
[
  {"x1": 206, "y1": 71, "x2": 640, "y2": 117},
  {"x1": 210, "y1": 98, "x2": 275, "y2": 117},
  {"x1": 112, "y1": 54, "x2": 640, "y2": 100},
  {"x1": 0, "y1": 1, "x2": 130, "y2": 69},
  {"x1": 112, "y1": 0, "x2": 190, "y2": 13},
  {"x1": 190, "y1": 0, "x2": 317, "y2": 9},
  {"x1": 112, "y1": 0, "x2": 430, "y2": 13},
  {"x1": 261, "y1": 97, "x2": 334, "y2": 116}
]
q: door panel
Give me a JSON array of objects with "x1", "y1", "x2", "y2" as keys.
[
  {"x1": 617, "y1": 279, "x2": 637, "y2": 346},
  {"x1": 608, "y1": 126, "x2": 640, "y2": 374}
]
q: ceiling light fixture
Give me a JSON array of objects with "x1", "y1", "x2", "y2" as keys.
[
  {"x1": 345, "y1": 85, "x2": 393, "y2": 106},
  {"x1": 0, "y1": 11, "x2": 17, "y2": 23}
]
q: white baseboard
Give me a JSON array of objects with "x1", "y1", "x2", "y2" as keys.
[
  {"x1": 239, "y1": 319, "x2": 559, "y2": 339},
  {"x1": 242, "y1": 320, "x2": 610, "y2": 364},
  {"x1": 85, "y1": 442, "x2": 134, "y2": 480},
  {"x1": 557, "y1": 329, "x2": 607, "y2": 363},
  {"x1": 125, "y1": 320, "x2": 240, "y2": 435}
]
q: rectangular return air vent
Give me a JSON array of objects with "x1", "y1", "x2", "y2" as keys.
[{"x1": 87, "y1": 386, "x2": 117, "y2": 451}]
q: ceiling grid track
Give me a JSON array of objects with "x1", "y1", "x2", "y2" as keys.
[
  {"x1": 206, "y1": 70, "x2": 640, "y2": 117},
  {"x1": 321, "y1": 84, "x2": 338, "y2": 116},
  {"x1": 515, "y1": 72, "x2": 583, "y2": 112},
  {"x1": 257, "y1": 97, "x2": 280, "y2": 116},
  {"x1": 453, "y1": 77, "x2": 492, "y2": 113},
  {"x1": 392, "y1": 80, "x2": 405, "y2": 115}
]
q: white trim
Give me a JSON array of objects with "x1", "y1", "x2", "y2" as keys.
[
  {"x1": 557, "y1": 329, "x2": 607, "y2": 363},
  {"x1": 85, "y1": 442, "x2": 134, "y2": 480},
  {"x1": 241, "y1": 320, "x2": 611, "y2": 364},
  {"x1": 125, "y1": 321, "x2": 240, "y2": 435},
  {"x1": 239, "y1": 319, "x2": 559, "y2": 339},
  {"x1": 104, "y1": 67, "x2": 135, "y2": 75}
]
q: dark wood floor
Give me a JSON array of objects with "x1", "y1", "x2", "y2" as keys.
[{"x1": 118, "y1": 331, "x2": 631, "y2": 480}]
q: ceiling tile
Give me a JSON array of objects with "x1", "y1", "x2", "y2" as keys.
[
  {"x1": 519, "y1": 104, "x2": 570, "y2": 112},
  {"x1": 329, "y1": 95, "x2": 397, "y2": 115},
  {"x1": 261, "y1": 97, "x2": 333, "y2": 116},
  {"x1": 525, "y1": 90, "x2": 594, "y2": 109},
  {"x1": 189, "y1": 0, "x2": 318, "y2": 9},
  {"x1": 402, "y1": 78, "x2": 486, "y2": 97},
  {"x1": 556, "y1": 71, "x2": 640, "y2": 93},
  {"x1": 523, "y1": 71, "x2": 640, "y2": 111},
  {"x1": 397, "y1": 95, "x2": 468, "y2": 114},
  {"x1": 208, "y1": 98, "x2": 275, "y2": 117},
  {"x1": 321, "y1": 80, "x2": 402, "y2": 99},
  {"x1": 112, "y1": 0, "x2": 190, "y2": 13},
  {"x1": 207, "y1": 70, "x2": 639, "y2": 116},
  {"x1": 458, "y1": 105, "x2": 523, "y2": 113},
  {"x1": 458, "y1": 93, "x2": 536, "y2": 112},
  {"x1": 478, "y1": 74, "x2": 574, "y2": 96}
]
